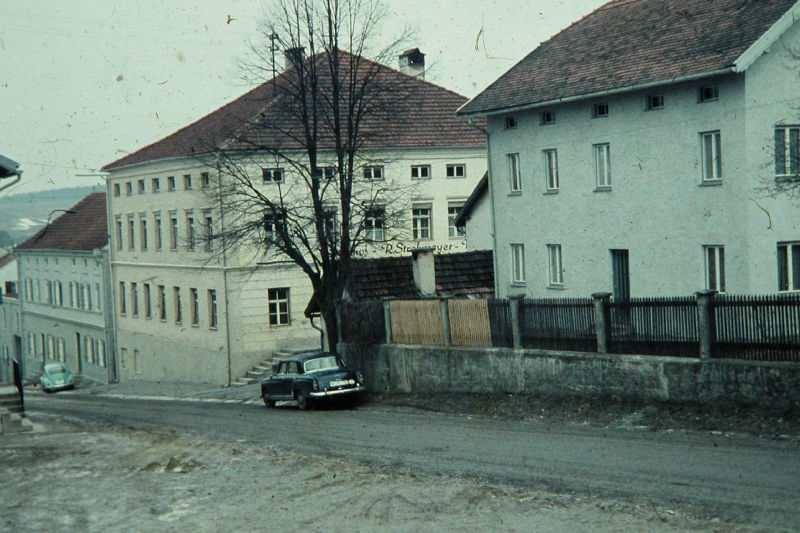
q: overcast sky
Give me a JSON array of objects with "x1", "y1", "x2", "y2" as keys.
[{"x1": 0, "y1": 0, "x2": 605, "y2": 195}]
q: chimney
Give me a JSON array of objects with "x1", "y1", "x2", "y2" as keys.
[
  {"x1": 411, "y1": 247, "x2": 436, "y2": 296},
  {"x1": 398, "y1": 48, "x2": 425, "y2": 79},
  {"x1": 284, "y1": 47, "x2": 305, "y2": 70}
]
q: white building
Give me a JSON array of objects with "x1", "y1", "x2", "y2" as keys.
[
  {"x1": 12, "y1": 193, "x2": 116, "y2": 382},
  {"x1": 102, "y1": 50, "x2": 486, "y2": 385},
  {"x1": 0, "y1": 251, "x2": 20, "y2": 383},
  {"x1": 458, "y1": 0, "x2": 800, "y2": 300}
]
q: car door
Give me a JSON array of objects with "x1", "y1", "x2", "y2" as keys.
[
  {"x1": 266, "y1": 362, "x2": 289, "y2": 399},
  {"x1": 280, "y1": 361, "x2": 301, "y2": 397}
]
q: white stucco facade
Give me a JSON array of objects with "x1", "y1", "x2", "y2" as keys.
[
  {"x1": 0, "y1": 253, "x2": 20, "y2": 383},
  {"x1": 107, "y1": 145, "x2": 486, "y2": 384},
  {"x1": 484, "y1": 21, "x2": 800, "y2": 299}
]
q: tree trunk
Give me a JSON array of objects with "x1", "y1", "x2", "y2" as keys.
[{"x1": 321, "y1": 307, "x2": 339, "y2": 353}]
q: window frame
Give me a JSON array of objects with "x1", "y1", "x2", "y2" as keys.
[
  {"x1": 592, "y1": 102, "x2": 609, "y2": 118},
  {"x1": 540, "y1": 110, "x2": 555, "y2": 125},
  {"x1": 363, "y1": 166, "x2": 384, "y2": 181},
  {"x1": 174, "y1": 286, "x2": 182, "y2": 324},
  {"x1": 183, "y1": 174, "x2": 192, "y2": 190},
  {"x1": 646, "y1": 94, "x2": 664, "y2": 111},
  {"x1": 777, "y1": 241, "x2": 800, "y2": 292},
  {"x1": 547, "y1": 244, "x2": 564, "y2": 286},
  {"x1": 774, "y1": 125, "x2": 800, "y2": 177},
  {"x1": 268, "y1": 287, "x2": 291, "y2": 326},
  {"x1": 365, "y1": 207, "x2": 385, "y2": 242},
  {"x1": 262, "y1": 167, "x2": 284, "y2": 184},
  {"x1": 699, "y1": 85, "x2": 719, "y2": 103},
  {"x1": 411, "y1": 203, "x2": 432, "y2": 240},
  {"x1": 510, "y1": 243, "x2": 525, "y2": 284},
  {"x1": 190, "y1": 288, "x2": 199, "y2": 326},
  {"x1": 446, "y1": 164, "x2": 466, "y2": 179},
  {"x1": 704, "y1": 245, "x2": 726, "y2": 293},
  {"x1": 208, "y1": 289, "x2": 218, "y2": 329},
  {"x1": 543, "y1": 148, "x2": 559, "y2": 192},
  {"x1": 447, "y1": 202, "x2": 466, "y2": 238},
  {"x1": 167, "y1": 176, "x2": 176, "y2": 191},
  {"x1": 594, "y1": 143, "x2": 611, "y2": 190},
  {"x1": 158, "y1": 284, "x2": 166, "y2": 321},
  {"x1": 152, "y1": 177, "x2": 160, "y2": 192},
  {"x1": 410, "y1": 165, "x2": 431, "y2": 180},
  {"x1": 508, "y1": 153, "x2": 522, "y2": 193},
  {"x1": 700, "y1": 130, "x2": 722, "y2": 183}
]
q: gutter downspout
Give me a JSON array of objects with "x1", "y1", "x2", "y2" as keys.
[
  {"x1": 102, "y1": 180, "x2": 119, "y2": 383},
  {"x1": 216, "y1": 155, "x2": 233, "y2": 387}
]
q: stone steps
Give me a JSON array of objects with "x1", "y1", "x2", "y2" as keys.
[{"x1": 230, "y1": 347, "x2": 320, "y2": 387}]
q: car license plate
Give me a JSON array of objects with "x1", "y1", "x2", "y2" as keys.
[{"x1": 330, "y1": 379, "x2": 352, "y2": 388}]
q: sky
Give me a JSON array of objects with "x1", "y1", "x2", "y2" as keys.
[{"x1": 0, "y1": 0, "x2": 606, "y2": 196}]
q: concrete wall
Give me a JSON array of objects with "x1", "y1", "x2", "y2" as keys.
[{"x1": 340, "y1": 343, "x2": 800, "y2": 407}]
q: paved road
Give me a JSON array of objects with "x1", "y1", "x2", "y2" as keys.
[{"x1": 28, "y1": 391, "x2": 800, "y2": 529}]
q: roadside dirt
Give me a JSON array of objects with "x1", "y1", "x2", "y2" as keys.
[
  {"x1": 0, "y1": 415, "x2": 763, "y2": 533},
  {"x1": 370, "y1": 393, "x2": 800, "y2": 440}
]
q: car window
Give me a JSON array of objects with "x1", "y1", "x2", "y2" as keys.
[
  {"x1": 303, "y1": 356, "x2": 340, "y2": 373},
  {"x1": 278, "y1": 362, "x2": 289, "y2": 375}
]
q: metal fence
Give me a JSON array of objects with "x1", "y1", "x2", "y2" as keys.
[
  {"x1": 608, "y1": 297, "x2": 699, "y2": 357},
  {"x1": 340, "y1": 293, "x2": 800, "y2": 362},
  {"x1": 520, "y1": 298, "x2": 596, "y2": 352}
]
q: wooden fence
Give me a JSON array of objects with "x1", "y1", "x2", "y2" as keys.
[
  {"x1": 715, "y1": 294, "x2": 800, "y2": 362},
  {"x1": 389, "y1": 300, "x2": 444, "y2": 345},
  {"x1": 608, "y1": 297, "x2": 699, "y2": 357}
]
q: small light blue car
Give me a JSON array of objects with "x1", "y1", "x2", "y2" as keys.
[{"x1": 39, "y1": 362, "x2": 75, "y2": 393}]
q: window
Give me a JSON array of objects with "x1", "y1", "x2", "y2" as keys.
[
  {"x1": 208, "y1": 289, "x2": 217, "y2": 328},
  {"x1": 412, "y1": 204, "x2": 432, "y2": 240},
  {"x1": 778, "y1": 242, "x2": 800, "y2": 291},
  {"x1": 508, "y1": 153, "x2": 521, "y2": 192},
  {"x1": 262, "y1": 168, "x2": 284, "y2": 184},
  {"x1": 137, "y1": 179, "x2": 145, "y2": 194},
  {"x1": 125, "y1": 182, "x2": 133, "y2": 196},
  {"x1": 700, "y1": 131, "x2": 722, "y2": 182},
  {"x1": 85, "y1": 284, "x2": 92, "y2": 310},
  {"x1": 592, "y1": 103, "x2": 609, "y2": 118},
  {"x1": 704, "y1": 245, "x2": 725, "y2": 293},
  {"x1": 264, "y1": 210, "x2": 286, "y2": 242},
  {"x1": 646, "y1": 94, "x2": 664, "y2": 110},
  {"x1": 98, "y1": 340, "x2": 106, "y2": 367},
  {"x1": 57, "y1": 338, "x2": 65, "y2": 362},
  {"x1": 95, "y1": 283, "x2": 101, "y2": 310},
  {"x1": 322, "y1": 207, "x2": 338, "y2": 243},
  {"x1": 144, "y1": 283, "x2": 152, "y2": 318},
  {"x1": 594, "y1": 143, "x2": 611, "y2": 189},
  {"x1": 154, "y1": 213, "x2": 163, "y2": 250},
  {"x1": 504, "y1": 116, "x2": 517, "y2": 129},
  {"x1": 699, "y1": 85, "x2": 719, "y2": 102},
  {"x1": 448, "y1": 202, "x2": 466, "y2": 238},
  {"x1": 119, "y1": 282, "x2": 126, "y2": 314},
  {"x1": 174, "y1": 286, "x2": 182, "y2": 323},
  {"x1": 152, "y1": 177, "x2": 160, "y2": 192},
  {"x1": 130, "y1": 282, "x2": 138, "y2": 317},
  {"x1": 190, "y1": 288, "x2": 199, "y2": 326},
  {"x1": 540, "y1": 110, "x2": 555, "y2": 125},
  {"x1": 201, "y1": 172, "x2": 210, "y2": 188},
  {"x1": 363, "y1": 166, "x2": 383, "y2": 181},
  {"x1": 140, "y1": 216, "x2": 148, "y2": 250},
  {"x1": 544, "y1": 149, "x2": 559, "y2": 191},
  {"x1": 547, "y1": 244, "x2": 564, "y2": 286},
  {"x1": 55, "y1": 281, "x2": 63, "y2": 306},
  {"x1": 204, "y1": 213, "x2": 213, "y2": 252},
  {"x1": 170, "y1": 214, "x2": 178, "y2": 250},
  {"x1": 268, "y1": 288, "x2": 290, "y2": 326},
  {"x1": 113, "y1": 183, "x2": 120, "y2": 197},
  {"x1": 115, "y1": 216, "x2": 123, "y2": 250},
  {"x1": 45, "y1": 280, "x2": 53, "y2": 304},
  {"x1": 127, "y1": 216, "x2": 135, "y2": 249},
  {"x1": 184, "y1": 174, "x2": 192, "y2": 190},
  {"x1": 511, "y1": 244, "x2": 525, "y2": 284},
  {"x1": 446, "y1": 164, "x2": 466, "y2": 178},
  {"x1": 774, "y1": 126, "x2": 800, "y2": 177},
  {"x1": 365, "y1": 207, "x2": 385, "y2": 242},
  {"x1": 313, "y1": 167, "x2": 336, "y2": 181},
  {"x1": 410, "y1": 165, "x2": 430, "y2": 180},
  {"x1": 186, "y1": 215, "x2": 196, "y2": 250},
  {"x1": 167, "y1": 176, "x2": 176, "y2": 191},
  {"x1": 158, "y1": 285, "x2": 166, "y2": 320}
]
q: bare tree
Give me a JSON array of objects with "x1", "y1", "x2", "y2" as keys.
[{"x1": 206, "y1": 0, "x2": 413, "y2": 349}]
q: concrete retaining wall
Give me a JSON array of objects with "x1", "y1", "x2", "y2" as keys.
[{"x1": 340, "y1": 343, "x2": 800, "y2": 407}]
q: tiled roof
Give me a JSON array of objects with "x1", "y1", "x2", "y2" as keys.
[
  {"x1": 0, "y1": 252, "x2": 15, "y2": 269},
  {"x1": 454, "y1": 172, "x2": 488, "y2": 227},
  {"x1": 346, "y1": 250, "x2": 494, "y2": 300},
  {"x1": 16, "y1": 192, "x2": 108, "y2": 251},
  {"x1": 459, "y1": 0, "x2": 797, "y2": 116},
  {"x1": 104, "y1": 50, "x2": 485, "y2": 170}
]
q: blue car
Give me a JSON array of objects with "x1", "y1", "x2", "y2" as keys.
[{"x1": 39, "y1": 362, "x2": 75, "y2": 393}]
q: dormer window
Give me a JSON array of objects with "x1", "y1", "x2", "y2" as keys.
[
  {"x1": 646, "y1": 94, "x2": 664, "y2": 110},
  {"x1": 540, "y1": 111, "x2": 556, "y2": 125},
  {"x1": 699, "y1": 85, "x2": 719, "y2": 103},
  {"x1": 592, "y1": 103, "x2": 609, "y2": 118},
  {"x1": 504, "y1": 116, "x2": 517, "y2": 129}
]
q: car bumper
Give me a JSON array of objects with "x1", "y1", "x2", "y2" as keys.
[{"x1": 309, "y1": 385, "x2": 366, "y2": 398}]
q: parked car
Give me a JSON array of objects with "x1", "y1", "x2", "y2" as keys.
[
  {"x1": 39, "y1": 362, "x2": 75, "y2": 393},
  {"x1": 261, "y1": 351, "x2": 366, "y2": 410}
]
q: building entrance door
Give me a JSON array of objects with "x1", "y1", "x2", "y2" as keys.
[
  {"x1": 611, "y1": 249, "x2": 630, "y2": 301},
  {"x1": 75, "y1": 333, "x2": 83, "y2": 373}
]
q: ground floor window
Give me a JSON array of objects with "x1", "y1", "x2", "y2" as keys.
[
  {"x1": 547, "y1": 244, "x2": 564, "y2": 286},
  {"x1": 778, "y1": 241, "x2": 800, "y2": 291},
  {"x1": 510, "y1": 244, "x2": 525, "y2": 284},
  {"x1": 704, "y1": 245, "x2": 725, "y2": 293},
  {"x1": 268, "y1": 288, "x2": 290, "y2": 326}
]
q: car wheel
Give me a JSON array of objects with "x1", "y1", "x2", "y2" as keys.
[
  {"x1": 263, "y1": 396, "x2": 275, "y2": 408},
  {"x1": 295, "y1": 390, "x2": 311, "y2": 411}
]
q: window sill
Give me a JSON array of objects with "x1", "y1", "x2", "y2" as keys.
[
  {"x1": 594, "y1": 186, "x2": 612, "y2": 193},
  {"x1": 209, "y1": 326, "x2": 218, "y2": 331},
  {"x1": 699, "y1": 180, "x2": 722, "y2": 187},
  {"x1": 547, "y1": 284, "x2": 566, "y2": 290},
  {"x1": 191, "y1": 324, "x2": 199, "y2": 328},
  {"x1": 543, "y1": 189, "x2": 559, "y2": 195},
  {"x1": 508, "y1": 191, "x2": 522, "y2": 196},
  {"x1": 510, "y1": 282, "x2": 526, "y2": 287}
]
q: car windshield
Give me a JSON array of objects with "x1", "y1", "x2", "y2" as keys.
[
  {"x1": 303, "y1": 356, "x2": 341, "y2": 373},
  {"x1": 45, "y1": 364, "x2": 67, "y2": 374}
]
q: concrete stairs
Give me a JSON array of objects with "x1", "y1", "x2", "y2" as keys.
[
  {"x1": 230, "y1": 348, "x2": 319, "y2": 387},
  {"x1": 0, "y1": 389, "x2": 33, "y2": 434}
]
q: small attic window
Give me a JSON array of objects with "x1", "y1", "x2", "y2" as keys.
[
  {"x1": 699, "y1": 85, "x2": 719, "y2": 103},
  {"x1": 505, "y1": 116, "x2": 517, "y2": 129},
  {"x1": 646, "y1": 94, "x2": 664, "y2": 110},
  {"x1": 540, "y1": 111, "x2": 555, "y2": 125},
  {"x1": 592, "y1": 103, "x2": 609, "y2": 118}
]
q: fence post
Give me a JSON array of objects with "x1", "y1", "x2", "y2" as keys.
[
  {"x1": 695, "y1": 290, "x2": 717, "y2": 360},
  {"x1": 440, "y1": 298, "x2": 452, "y2": 347},
  {"x1": 509, "y1": 295, "x2": 523, "y2": 349},
  {"x1": 382, "y1": 299, "x2": 393, "y2": 344},
  {"x1": 592, "y1": 292, "x2": 612, "y2": 354}
]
